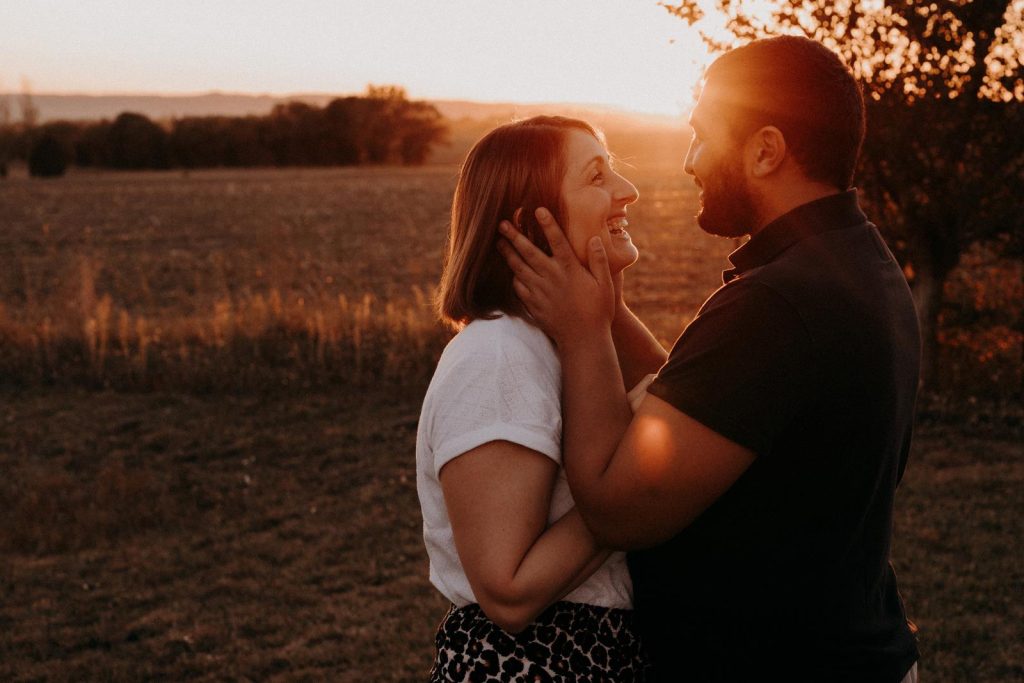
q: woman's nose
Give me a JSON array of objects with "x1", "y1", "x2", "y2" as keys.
[{"x1": 616, "y1": 173, "x2": 639, "y2": 205}]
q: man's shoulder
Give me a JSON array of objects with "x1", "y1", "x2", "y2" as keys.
[
  {"x1": 696, "y1": 277, "x2": 804, "y2": 326},
  {"x1": 729, "y1": 222, "x2": 907, "y2": 314}
]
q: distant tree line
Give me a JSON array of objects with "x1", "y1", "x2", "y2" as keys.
[{"x1": 1, "y1": 86, "x2": 448, "y2": 177}]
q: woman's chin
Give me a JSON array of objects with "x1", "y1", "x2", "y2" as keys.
[{"x1": 610, "y1": 244, "x2": 640, "y2": 272}]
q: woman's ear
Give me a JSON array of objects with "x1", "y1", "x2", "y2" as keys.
[{"x1": 748, "y1": 126, "x2": 786, "y2": 178}]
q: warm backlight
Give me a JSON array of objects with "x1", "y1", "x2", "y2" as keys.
[{"x1": 0, "y1": 0, "x2": 734, "y2": 116}]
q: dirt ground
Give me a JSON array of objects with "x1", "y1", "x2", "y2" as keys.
[
  {"x1": 1, "y1": 387, "x2": 1021, "y2": 682},
  {"x1": 1, "y1": 388, "x2": 446, "y2": 681}
]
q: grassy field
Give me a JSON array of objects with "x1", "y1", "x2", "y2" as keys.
[{"x1": 1, "y1": 164, "x2": 1021, "y2": 681}]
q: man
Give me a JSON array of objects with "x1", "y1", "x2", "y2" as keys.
[{"x1": 499, "y1": 36, "x2": 920, "y2": 681}]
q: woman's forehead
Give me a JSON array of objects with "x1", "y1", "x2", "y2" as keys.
[{"x1": 564, "y1": 130, "x2": 607, "y2": 167}]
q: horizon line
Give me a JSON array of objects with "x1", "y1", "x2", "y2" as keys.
[{"x1": 1, "y1": 89, "x2": 691, "y2": 120}]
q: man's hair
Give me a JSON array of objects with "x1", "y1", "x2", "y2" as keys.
[
  {"x1": 705, "y1": 35, "x2": 866, "y2": 190},
  {"x1": 437, "y1": 115, "x2": 601, "y2": 329}
]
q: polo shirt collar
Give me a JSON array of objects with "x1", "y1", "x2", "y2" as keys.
[{"x1": 723, "y1": 189, "x2": 867, "y2": 283}]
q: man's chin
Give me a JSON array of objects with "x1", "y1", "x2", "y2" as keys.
[{"x1": 697, "y1": 211, "x2": 747, "y2": 238}]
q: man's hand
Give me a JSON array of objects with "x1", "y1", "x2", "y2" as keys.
[
  {"x1": 612, "y1": 269, "x2": 626, "y2": 317},
  {"x1": 498, "y1": 207, "x2": 615, "y2": 348}
]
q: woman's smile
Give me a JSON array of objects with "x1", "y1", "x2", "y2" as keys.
[{"x1": 559, "y1": 129, "x2": 640, "y2": 272}]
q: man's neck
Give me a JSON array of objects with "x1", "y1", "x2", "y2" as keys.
[{"x1": 750, "y1": 182, "x2": 842, "y2": 237}]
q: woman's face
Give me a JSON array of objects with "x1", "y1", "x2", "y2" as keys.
[{"x1": 558, "y1": 130, "x2": 640, "y2": 273}]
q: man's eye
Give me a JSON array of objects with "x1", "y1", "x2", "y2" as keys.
[{"x1": 592, "y1": 172, "x2": 604, "y2": 183}]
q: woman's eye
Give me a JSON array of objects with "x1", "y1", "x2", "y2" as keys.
[{"x1": 591, "y1": 172, "x2": 604, "y2": 183}]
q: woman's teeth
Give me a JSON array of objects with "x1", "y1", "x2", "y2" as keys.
[{"x1": 607, "y1": 216, "x2": 630, "y2": 238}]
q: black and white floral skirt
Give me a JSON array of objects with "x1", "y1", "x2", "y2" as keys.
[{"x1": 429, "y1": 601, "x2": 649, "y2": 682}]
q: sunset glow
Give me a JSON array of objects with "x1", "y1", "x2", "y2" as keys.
[{"x1": 0, "y1": 0, "x2": 727, "y2": 116}]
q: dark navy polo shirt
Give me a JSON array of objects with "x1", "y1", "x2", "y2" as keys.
[{"x1": 634, "y1": 190, "x2": 921, "y2": 682}]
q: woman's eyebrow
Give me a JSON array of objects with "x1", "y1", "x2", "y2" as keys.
[{"x1": 581, "y1": 155, "x2": 607, "y2": 173}]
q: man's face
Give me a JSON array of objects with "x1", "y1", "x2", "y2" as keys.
[{"x1": 684, "y1": 85, "x2": 759, "y2": 238}]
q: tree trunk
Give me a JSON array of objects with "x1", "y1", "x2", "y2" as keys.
[{"x1": 909, "y1": 256, "x2": 946, "y2": 391}]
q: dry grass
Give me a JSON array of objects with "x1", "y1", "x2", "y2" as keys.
[
  {"x1": 1, "y1": 164, "x2": 1020, "y2": 400},
  {"x1": 0, "y1": 165, "x2": 1018, "y2": 399},
  {"x1": 0, "y1": 167, "x2": 459, "y2": 391}
]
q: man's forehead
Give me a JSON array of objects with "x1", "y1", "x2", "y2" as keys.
[
  {"x1": 694, "y1": 76, "x2": 795, "y2": 122},
  {"x1": 694, "y1": 79, "x2": 743, "y2": 113},
  {"x1": 690, "y1": 84, "x2": 724, "y2": 127}
]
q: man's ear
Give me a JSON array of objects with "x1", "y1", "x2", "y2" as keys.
[{"x1": 747, "y1": 126, "x2": 786, "y2": 178}]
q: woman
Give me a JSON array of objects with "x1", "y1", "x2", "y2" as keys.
[{"x1": 416, "y1": 116, "x2": 650, "y2": 681}]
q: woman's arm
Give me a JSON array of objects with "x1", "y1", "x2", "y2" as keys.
[
  {"x1": 440, "y1": 440, "x2": 610, "y2": 634},
  {"x1": 598, "y1": 266, "x2": 667, "y2": 391},
  {"x1": 612, "y1": 299, "x2": 668, "y2": 389}
]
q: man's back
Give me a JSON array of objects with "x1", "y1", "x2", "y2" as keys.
[{"x1": 636, "y1": 192, "x2": 921, "y2": 681}]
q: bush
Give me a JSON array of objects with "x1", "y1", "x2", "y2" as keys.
[{"x1": 28, "y1": 133, "x2": 68, "y2": 177}]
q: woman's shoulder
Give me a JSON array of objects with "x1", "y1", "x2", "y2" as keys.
[
  {"x1": 429, "y1": 314, "x2": 560, "y2": 394},
  {"x1": 447, "y1": 314, "x2": 556, "y2": 362},
  {"x1": 423, "y1": 313, "x2": 562, "y2": 423}
]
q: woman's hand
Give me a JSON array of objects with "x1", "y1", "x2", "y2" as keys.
[{"x1": 498, "y1": 207, "x2": 615, "y2": 348}]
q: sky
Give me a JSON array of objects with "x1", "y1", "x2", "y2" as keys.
[{"x1": 0, "y1": 0, "x2": 726, "y2": 116}]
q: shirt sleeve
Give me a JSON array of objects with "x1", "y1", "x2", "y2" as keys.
[
  {"x1": 647, "y1": 280, "x2": 815, "y2": 455},
  {"x1": 427, "y1": 331, "x2": 562, "y2": 477},
  {"x1": 627, "y1": 373, "x2": 657, "y2": 413}
]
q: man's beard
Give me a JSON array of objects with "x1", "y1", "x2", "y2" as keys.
[{"x1": 695, "y1": 156, "x2": 758, "y2": 238}]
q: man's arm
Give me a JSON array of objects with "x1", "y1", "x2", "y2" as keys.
[
  {"x1": 566, "y1": 392, "x2": 756, "y2": 549},
  {"x1": 498, "y1": 211, "x2": 754, "y2": 548},
  {"x1": 555, "y1": 311, "x2": 753, "y2": 549}
]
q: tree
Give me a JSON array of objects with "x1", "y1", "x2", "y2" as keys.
[
  {"x1": 107, "y1": 112, "x2": 170, "y2": 169},
  {"x1": 323, "y1": 97, "x2": 363, "y2": 165},
  {"x1": 18, "y1": 78, "x2": 39, "y2": 130},
  {"x1": 358, "y1": 86, "x2": 406, "y2": 163},
  {"x1": 264, "y1": 101, "x2": 334, "y2": 166},
  {"x1": 394, "y1": 99, "x2": 449, "y2": 165},
  {"x1": 28, "y1": 133, "x2": 68, "y2": 177},
  {"x1": 351, "y1": 86, "x2": 448, "y2": 164},
  {"x1": 75, "y1": 120, "x2": 112, "y2": 167},
  {"x1": 662, "y1": 0, "x2": 1024, "y2": 386},
  {"x1": 48, "y1": 88, "x2": 446, "y2": 172},
  {"x1": 28, "y1": 121, "x2": 81, "y2": 177},
  {"x1": 0, "y1": 93, "x2": 11, "y2": 177}
]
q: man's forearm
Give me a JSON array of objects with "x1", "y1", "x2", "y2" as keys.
[
  {"x1": 559, "y1": 330, "x2": 633, "y2": 529},
  {"x1": 612, "y1": 303, "x2": 668, "y2": 389}
]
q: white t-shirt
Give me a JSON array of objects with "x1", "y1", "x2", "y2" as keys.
[{"x1": 416, "y1": 314, "x2": 634, "y2": 609}]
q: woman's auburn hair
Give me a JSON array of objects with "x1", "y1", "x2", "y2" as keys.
[{"x1": 436, "y1": 115, "x2": 601, "y2": 330}]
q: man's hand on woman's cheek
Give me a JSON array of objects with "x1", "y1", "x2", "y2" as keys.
[{"x1": 497, "y1": 207, "x2": 615, "y2": 347}]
